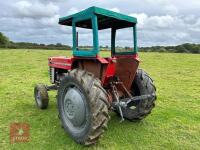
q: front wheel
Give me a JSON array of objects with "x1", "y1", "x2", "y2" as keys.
[
  {"x1": 57, "y1": 69, "x2": 110, "y2": 145},
  {"x1": 34, "y1": 84, "x2": 49, "y2": 109}
]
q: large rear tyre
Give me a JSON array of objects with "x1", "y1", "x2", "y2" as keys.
[
  {"x1": 117, "y1": 69, "x2": 156, "y2": 121},
  {"x1": 57, "y1": 69, "x2": 110, "y2": 145}
]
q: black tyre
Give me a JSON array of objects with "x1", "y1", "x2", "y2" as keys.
[
  {"x1": 34, "y1": 84, "x2": 49, "y2": 109},
  {"x1": 57, "y1": 69, "x2": 110, "y2": 145},
  {"x1": 117, "y1": 69, "x2": 156, "y2": 121}
]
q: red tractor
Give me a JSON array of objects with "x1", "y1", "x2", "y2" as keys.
[{"x1": 34, "y1": 7, "x2": 156, "y2": 145}]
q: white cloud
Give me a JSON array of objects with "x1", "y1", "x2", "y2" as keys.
[
  {"x1": 130, "y1": 13, "x2": 148, "y2": 28},
  {"x1": 164, "y1": 5, "x2": 178, "y2": 15},
  {"x1": 145, "y1": 0, "x2": 169, "y2": 6},
  {"x1": 0, "y1": 0, "x2": 200, "y2": 46},
  {"x1": 175, "y1": 32, "x2": 188, "y2": 39},
  {"x1": 130, "y1": 13, "x2": 175, "y2": 29},
  {"x1": 109, "y1": 8, "x2": 120, "y2": 13},
  {"x1": 129, "y1": 12, "x2": 200, "y2": 46},
  {"x1": 39, "y1": 15, "x2": 60, "y2": 26},
  {"x1": 66, "y1": 7, "x2": 79, "y2": 15},
  {"x1": 147, "y1": 15, "x2": 175, "y2": 29},
  {"x1": 14, "y1": 1, "x2": 59, "y2": 19}
]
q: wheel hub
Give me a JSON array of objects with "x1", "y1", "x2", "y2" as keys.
[
  {"x1": 64, "y1": 88, "x2": 86, "y2": 127},
  {"x1": 36, "y1": 90, "x2": 42, "y2": 106}
]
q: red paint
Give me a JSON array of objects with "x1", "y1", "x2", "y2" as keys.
[
  {"x1": 48, "y1": 54, "x2": 140, "y2": 88},
  {"x1": 114, "y1": 54, "x2": 140, "y2": 61},
  {"x1": 73, "y1": 55, "x2": 109, "y2": 64},
  {"x1": 48, "y1": 56, "x2": 74, "y2": 70},
  {"x1": 96, "y1": 55, "x2": 109, "y2": 64},
  {"x1": 102, "y1": 58, "x2": 116, "y2": 86}
]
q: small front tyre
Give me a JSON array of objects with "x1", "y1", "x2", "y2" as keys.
[{"x1": 34, "y1": 84, "x2": 49, "y2": 109}]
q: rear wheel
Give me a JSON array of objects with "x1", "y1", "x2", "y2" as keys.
[
  {"x1": 57, "y1": 69, "x2": 110, "y2": 145},
  {"x1": 116, "y1": 69, "x2": 156, "y2": 121}
]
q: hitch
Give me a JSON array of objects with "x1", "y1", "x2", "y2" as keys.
[
  {"x1": 45, "y1": 85, "x2": 58, "y2": 91},
  {"x1": 110, "y1": 79, "x2": 156, "y2": 122},
  {"x1": 112, "y1": 93, "x2": 156, "y2": 108},
  {"x1": 111, "y1": 84, "x2": 125, "y2": 122},
  {"x1": 126, "y1": 93, "x2": 156, "y2": 106}
]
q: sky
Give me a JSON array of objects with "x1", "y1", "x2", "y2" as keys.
[{"x1": 0, "y1": 0, "x2": 200, "y2": 47}]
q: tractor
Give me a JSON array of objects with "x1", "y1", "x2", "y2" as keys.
[{"x1": 34, "y1": 6, "x2": 156, "y2": 145}]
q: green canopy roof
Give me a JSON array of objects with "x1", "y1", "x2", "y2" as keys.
[{"x1": 59, "y1": 6, "x2": 137, "y2": 30}]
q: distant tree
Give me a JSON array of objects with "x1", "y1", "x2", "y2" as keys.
[
  {"x1": 179, "y1": 43, "x2": 200, "y2": 54},
  {"x1": 182, "y1": 43, "x2": 192, "y2": 50},
  {"x1": 158, "y1": 47, "x2": 166, "y2": 52},
  {"x1": 56, "y1": 43, "x2": 62, "y2": 47},
  {"x1": 1, "y1": 35, "x2": 199, "y2": 54},
  {"x1": 190, "y1": 45, "x2": 200, "y2": 54},
  {"x1": 0, "y1": 32, "x2": 9, "y2": 48},
  {"x1": 175, "y1": 45, "x2": 188, "y2": 53}
]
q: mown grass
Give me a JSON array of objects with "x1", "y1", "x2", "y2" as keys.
[{"x1": 0, "y1": 49, "x2": 200, "y2": 150}]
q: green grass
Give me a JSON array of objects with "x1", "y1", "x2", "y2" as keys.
[{"x1": 0, "y1": 49, "x2": 200, "y2": 150}]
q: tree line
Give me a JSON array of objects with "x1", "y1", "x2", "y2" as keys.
[
  {"x1": 140, "y1": 44, "x2": 200, "y2": 54},
  {"x1": 0, "y1": 32, "x2": 200, "y2": 53},
  {"x1": 0, "y1": 32, "x2": 71, "y2": 50}
]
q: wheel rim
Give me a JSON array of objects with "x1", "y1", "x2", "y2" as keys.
[
  {"x1": 35, "y1": 90, "x2": 42, "y2": 107},
  {"x1": 62, "y1": 86, "x2": 87, "y2": 132}
]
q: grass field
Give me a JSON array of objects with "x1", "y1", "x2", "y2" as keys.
[{"x1": 0, "y1": 49, "x2": 200, "y2": 150}]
